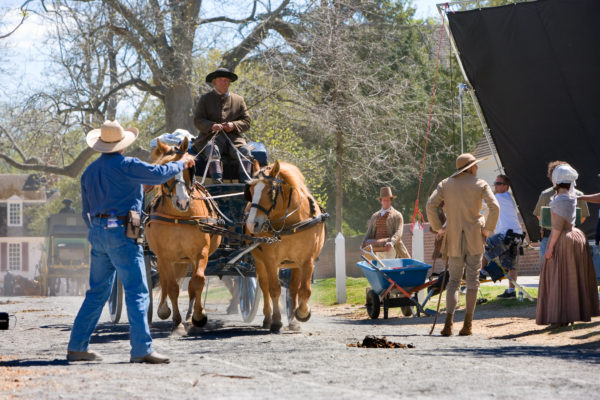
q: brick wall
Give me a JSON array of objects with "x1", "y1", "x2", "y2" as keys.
[{"x1": 313, "y1": 223, "x2": 541, "y2": 279}]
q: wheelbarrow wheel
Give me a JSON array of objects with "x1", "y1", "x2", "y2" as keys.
[
  {"x1": 366, "y1": 289, "x2": 380, "y2": 319},
  {"x1": 400, "y1": 306, "x2": 413, "y2": 317}
]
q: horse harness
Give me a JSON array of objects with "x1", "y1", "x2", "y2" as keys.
[
  {"x1": 245, "y1": 168, "x2": 329, "y2": 236},
  {"x1": 147, "y1": 167, "x2": 279, "y2": 245}
]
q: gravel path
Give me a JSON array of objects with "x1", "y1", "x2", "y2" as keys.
[{"x1": 1, "y1": 295, "x2": 599, "y2": 400}]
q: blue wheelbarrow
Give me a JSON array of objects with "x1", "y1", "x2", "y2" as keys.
[{"x1": 358, "y1": 256, "x2": 442, "y2": 319}]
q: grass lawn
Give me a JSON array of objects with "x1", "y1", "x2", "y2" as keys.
[{"x1": 311, "y1": 277, "x2": 538, "y2": 311}]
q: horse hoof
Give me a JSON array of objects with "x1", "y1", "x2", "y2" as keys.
[
  {"x1": 171, "y1": 324, "x2": 186, "y2": 336},
  {"x1": 262, "y1": 317, "x2": 272, "y2": 330},
  {"x1": 192, "y1": 315, "x2": 208, "y2": 327},
  {"x1": 288, "y1": 321, "x2": 302, "y2": 331},
  {"x1": 270, "y1": 320, "x2": 283, "y2": 333},
  {"x1": 294, "y1": 308, "x2": 311, "y2": 322},
  {"x1": 157, "y1": 306, "x2": 171, "y2": 320}
]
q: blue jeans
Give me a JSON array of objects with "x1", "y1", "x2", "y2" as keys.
[
  {"x1": 68, "y1": 218, "x2": 153, "y2": 358},
  {"x1": 539, "y1": 236, "x2": 548, "y2": 270}
]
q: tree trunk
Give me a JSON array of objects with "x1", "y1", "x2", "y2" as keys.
[
  {"x1": 164, "y1": 84, "x2": 195, "y2": 134},
  {"x1": 335, "y1": 128, "x2": 343, "y2": 234}
]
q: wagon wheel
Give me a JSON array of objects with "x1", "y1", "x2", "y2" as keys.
[
  {"x1": 366, "y1": 289, "x2": 380, "y2": 319},
  {"x1": 279, "y1": 287, "x2": 294, "y2": 324},
  {"x1": 278, "y1": 268, "x2": 293, "y2": 324},
  {"x1": 108, "y1": 276, "x2": 123, "y2": 323},
  {"x1": 144, "y1": 253, "x2": 156, "y2": 326},
  {"x1": 237, "y1": 276, "x2": 261, "y2": 323}
]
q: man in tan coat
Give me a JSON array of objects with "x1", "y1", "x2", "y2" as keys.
[
  {"x1": 362, "y1": 187, "x2": 410, "y2": 259},
  {"x1": 426, "y1": 153, "x2": 499, "y2": 336}
]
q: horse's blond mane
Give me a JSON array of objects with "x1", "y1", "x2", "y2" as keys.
[{"x1": 276, "y1": 162, "x2": 311, "y2": 197}]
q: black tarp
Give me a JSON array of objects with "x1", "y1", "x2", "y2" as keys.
[{"x1": 447, "y1": 0, "x2": 600, "y2": 241}]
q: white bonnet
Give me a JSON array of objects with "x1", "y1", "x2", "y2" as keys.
[
  {"x1": 551, "y1": 164, "x2": 578, "y2": 186},
  {"x1": 149, "y1": 129, "x2": 194, "y2": 150}
]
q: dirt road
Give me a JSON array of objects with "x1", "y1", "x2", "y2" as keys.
[{"x1": 1, "y1": 295, "x2": 599, "y2": 400}]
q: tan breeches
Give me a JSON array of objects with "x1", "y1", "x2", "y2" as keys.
[{"x1": 446, "y1": 232, "x2": 482, "y2": 314}]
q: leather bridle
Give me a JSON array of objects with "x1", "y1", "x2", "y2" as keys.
[{"x1": 245, "y1": 169, "x2": 301, "y2": 233}]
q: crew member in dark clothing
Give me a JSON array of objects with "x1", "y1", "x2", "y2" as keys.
[{"x1": 59, "y1": 199, "x2": 76, "y2": 214}]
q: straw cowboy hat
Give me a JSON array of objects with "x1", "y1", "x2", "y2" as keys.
[
  {"x1": 205, "y1": 67, "x2": 238, "y2": 83},
  {"x1": 376, "y1": 187, "x2": 397, "y2": 200},
  {"x1": 450, "y1": 153, "x2": 487, "y2": 178},
  {"x1": 86, "y1": 120, "x2": 139, "y2": 153}
]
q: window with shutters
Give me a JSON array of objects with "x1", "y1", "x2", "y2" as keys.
[
  {"x1": 8, "y1": 201, "x2": 22, "y2": 227},
  {"x1": 8, "y1": 243, "x2": 21, "y2": 271}
]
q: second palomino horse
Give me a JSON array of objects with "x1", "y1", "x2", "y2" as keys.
[{"x1": 245, "y1": 160, "x2": 327, "y2": 332}]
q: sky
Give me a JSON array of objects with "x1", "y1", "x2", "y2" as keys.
[{"x1": 0, "y1": 0, "x2": 445, "y2": 99}]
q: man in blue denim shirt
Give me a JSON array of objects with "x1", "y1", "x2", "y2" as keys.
[{"x1": 67, "y1": 120, "x2": 195, "y2": 364}]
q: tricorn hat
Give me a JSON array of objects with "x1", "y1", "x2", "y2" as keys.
[
  {"x1": 205, "y1": 67, "x2": 238, "y2": 83},
  {"x1": 450, "y1": 153, "x2": 487, "y2": 178},
  {"x1": 377, "y1": 187, "x2": 396, "y2": 200},
  {"x1": 86, "y1": 120, "x2": 139, "y2": 153},
  {"x1": 62, "y1": 199, "x2": 73, "y2": 205}
]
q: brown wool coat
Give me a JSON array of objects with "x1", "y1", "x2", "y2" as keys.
[
  {"x1": 193, "y1": 90, "x2": 251, "y2": 138},
  {"x1": 426, "y1": 173, "x2": 499, "y2": 257},
  {"x1": 363, "y1": 207, "x2": 411, "y2": 258}
]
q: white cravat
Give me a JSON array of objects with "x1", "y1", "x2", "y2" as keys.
[{"x1": 379, "y1": 208, "x2": 391, "y2": 217}]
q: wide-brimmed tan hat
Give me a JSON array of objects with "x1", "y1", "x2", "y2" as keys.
[
  {"x1": 450, "y1": 153, "x2": 487, "y2": 178},
  {"x1": 86, "y1": 120, "x2": 139, "y2": 153},
  {"x1": 377, "y1": 187, "x2": 396, "y2": 200}
]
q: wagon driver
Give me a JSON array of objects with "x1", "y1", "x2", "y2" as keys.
[
  {"x1": 191, "y1": 67, "x2": 252, "y2": 183},
  {"x1": 67, "y1": 120, "x2": 196, "y2": 364},
  {"x1": 426, "y1": 153, "x2": 499, "y2": 336},
  {"x1": 361, "y1": 187, "x2": 411, "y2": 260}
]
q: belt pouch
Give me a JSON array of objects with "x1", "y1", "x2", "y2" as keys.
[{"x1": 126, "y1": 210, "x2": 141, "y2": 239}]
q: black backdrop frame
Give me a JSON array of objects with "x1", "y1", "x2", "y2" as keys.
[{"x1": 443, "y1": 0, "x2": 600, "y2": 241}]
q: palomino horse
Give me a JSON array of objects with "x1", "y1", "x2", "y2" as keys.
[
  {"x1": 145, "y1": 138, "x2": 221, "y2": 331},
  {"x1": 245, "y1": 160, "x2": 327, "y2": 332}
]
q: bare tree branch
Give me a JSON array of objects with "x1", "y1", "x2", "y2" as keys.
[
  {"x1": 0, "y1": 147, "x2": 96, "y2": 177},
  {"x1": 0, "y1": 124, "x2": 27, "y2": 161}
]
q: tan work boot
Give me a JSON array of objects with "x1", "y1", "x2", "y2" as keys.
[
  {"x1": 440, "y1": 313, "x2": 454, "y2": 336},
  {"x1": 459, "y1": 312, "x2": 473, "y2": 336},
  {"x1": 130, "y1": 351, "x2": 170, "y2": 364},
  {"x1": 67, "y1": 350, "x2": 103, "y2": 362}
]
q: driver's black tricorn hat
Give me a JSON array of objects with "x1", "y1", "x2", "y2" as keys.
[{"x1": 205, "y1": 68, "x2": 238, "y2": 83}]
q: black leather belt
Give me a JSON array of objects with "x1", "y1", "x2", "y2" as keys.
[
  {"x1": 541, "y1": 227, "x2": 551, "y2": 238},
  {"x1": 96, "y1": 214, "x2": 128, "y2": 220}
]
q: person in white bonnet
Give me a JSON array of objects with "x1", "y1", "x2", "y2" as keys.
[
  {"x1": 532, "y1": 161, "x2": 589, "y2": 269},
  {"x1": 536, "y1": 164, "x2": 599, "y2": 327}
]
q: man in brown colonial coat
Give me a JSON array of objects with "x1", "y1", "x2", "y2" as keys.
[
  {"x1": 362, "y1": 187, "x2": 411, "y2": 259},
  {"x1": 192, "y1": 68, "x2": 252, "y2": 183},
  {"x1": 426, "y1": 153, "x2": 499, "y2": 336}
]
